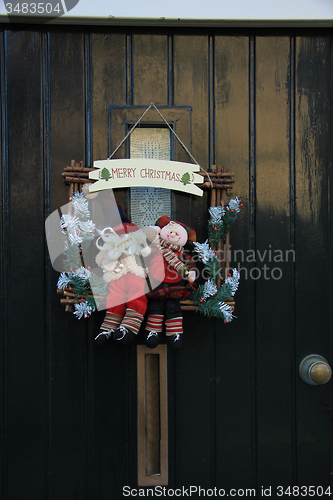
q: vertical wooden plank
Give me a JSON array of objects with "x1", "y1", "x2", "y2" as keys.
[
  {"x1": 48, "y1": 29, "x2": 88, "y2": 499},
  {"x1": 0, "y1": 29, "x2": 9, "y2": 498},
  {"x1": 137, "y1": 345, "x2": 168, "y2": 486},
  {"x1": 173, "y1": 31, "x2": 212, "y2": 488},
  {"x1": 255, "y1": 35, "x2": 294, "y2": 489},
  {"x1": 130, "y1": 32, "x2": 168, "y2": 204},
  {"x1": 174, "y1": 32, "x2": 210, "y2": 171},
  {"x1": 91, "y1": 32, "x2": 126, "y2": 160},
  {"x1": 295, "y1": 35, "x2": 331, "y2": 487},
  {"x1": 132, "y1": 33, "x2": 168, "y2": 106},
  {"x1": 130, "y1": 35, "x2": 170, "y2": 488},
  {"x1": 145, "y1": 354, "x2": 161, "y2": 476},
  {"x1": 90, "y1": 31, "x2": 132, "y2": 497},
  {"x1": 214, "y1": 33, "x2": 253, "y2": 489},
  {"x1": 0, "y1": 26, "x2": 8, "y2": 500},
  {"x1": 4, "y1": 29, "x2": 46, "y2": 499},
  {"x1": 174, "y1": 32, "x2": 210, "y2": 238}
]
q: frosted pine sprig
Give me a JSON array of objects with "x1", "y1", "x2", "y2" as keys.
[
  {"x1": 57, "y1": 272, "x2": 70, "y2": 290},
  {"x1": 73, "y1": 301, "x2": 95, "y2": 320},
  {"x1": 67, "y1": 229, "x2": 83, "y2": 246},
  {"x1": 78, "y1": 219, "x2": 95, "y2": 235},
  {"x1": 72, "y1": 192, "x2": 90, "y2": 220},
  {"x1": 60, "y1": 213, "x2": 80, "y2": 232},
  {"x1": 227, "y1": 197, "x2": 241, "y2": 213},
  {"x1": 193, "y1": 239, "x2": 216, "y2": 264},
  {"x1": 225, "y1": 268, "x2": 240, "y2": 296},
  {"x1": 74, "y1": 266, "x2": 91, "y2": 279},
  {"x1": 209, "y1": 205, "x2": 225, "y2": 224},
  {"x1": 202, "y1": 279, "x2": 218, "y2": 301},
  {"x1": 219, "y1": 302, "x2": 234, "y2": 323}
]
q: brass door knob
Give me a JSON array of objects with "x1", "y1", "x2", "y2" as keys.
[{"x1": 299, "y1": 355, "x2": 332, "y2": 385}]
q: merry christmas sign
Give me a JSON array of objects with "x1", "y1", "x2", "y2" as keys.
[{"x1": 88, "y1": 159, "x2": 203, "y2": 196}]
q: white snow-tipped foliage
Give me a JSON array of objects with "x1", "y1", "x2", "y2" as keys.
[
  {"x1": 225, "y1": 268, "x2": 240, "y2": 296},
  {"x1": 193, "y1": 239, "x2": 216, "y2": 264},
  {"x1": 73, "y1": 301, "x2": 95, "y2": 320},
  {"x1": 209, "y1": 205, "x2": 225, "y2": 224},
  {"x1": 228, "y1": 197, "x2": 241, "y2": 213},
  {"x1": 202, "y1": 279, "x2": 218, "y2": 301}
]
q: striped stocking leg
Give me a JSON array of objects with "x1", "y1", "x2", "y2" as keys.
[
  {"x1": 100, "y1": 312, "x2": 123, "y2": 332},
  {"x1": 120, "y1": 308, "x2": 144, "y2": 335},
  {"x1": 165, "y1": 316, "x2": 183, "y2": 336},
  {"x1": 165, "y1": 316, "x2": 183, "y2": 351},
  {"x1": 95, "y1": 312, "x2": 123, "y2": 346},
  {"x1": 146, "y1": 314, "x2": 164, "y2": 334},
  {"x1": 145, "y1": 314, "x2": 164, "y2": 348}
]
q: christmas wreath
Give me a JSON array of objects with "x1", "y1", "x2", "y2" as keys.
[{"x1": 56, "y1": 190, "x2": 242, "y2": 324}]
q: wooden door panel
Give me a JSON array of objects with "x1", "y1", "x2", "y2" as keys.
[
  {"x1": 295, "y1": 35, "x2": 331, "y2": 487},
  {"x1": 3, "y1": 29, "x2": 46, "y2": 499},
  {"x1": 255, "y1": 35, "x2": 295, "y2": 487},
  {"x1": 132, "y1": 33, "x2": 169, "y2": 106},
  {"x1": 214, "y1": 33, "x2": 253, "y2": 489},
  {"x1": 48, "y1": 30, "x2": 89, "y2": 498},
  {"x1": 172, "y1": 31, "x2": 212, "y2": 487},
  {"x1": 91, "y1": 33, "x2": 127, "y2": 160},
  {"x1": 90, "y1": 33, "x2": 133, "y2": 496}
]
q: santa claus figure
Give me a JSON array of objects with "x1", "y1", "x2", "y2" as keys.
[{"x1": 95, "y1": 223, "x2": 153, "y2": 346}]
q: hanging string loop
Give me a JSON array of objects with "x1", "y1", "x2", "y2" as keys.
[{"x1": 108, "y1": 102, "x2": 213, "y2": 188}]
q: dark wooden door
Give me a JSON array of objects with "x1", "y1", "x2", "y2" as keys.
[{"x1": 1, "y1": 25, "x2": 332, "y2": 499}]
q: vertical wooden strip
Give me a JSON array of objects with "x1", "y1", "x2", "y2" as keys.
[
  {"x1": 84, "y1": 32, "x2": 92, "y2": 166},
  {"x1": 289, "y1": 33, "x2": 298, "y2": 486},
  {"x1": 0, "y1": 26, "x2": 8, "y2": 500},
  {"x1": 295, "y1": 35, "x2": 331, "y2": 487},
  {"x1": 90, "y1": 31, "x2": 131, "y2": 498},
  {"x1": 48, "y1": 30, "x2": 87, "y2": 499},
  {"x1": 208, "y1": 34, "x2": 214, "y2": 171},
  {"x1": 84, "y1": 32, "x2": 95, "y2": 500},
  {"x1": 214, "y1": 33, "x2": 252, "y2": 490},
  {"x1": 145, "y1": 354, "x2": 161, "y2": 475},
  {"x1": 174, "y1": 32, "x2": 209, "y2": 169},
  {"x1": 5, "y1": 29, "x2": 45, "y2": 499},
  {"x1": 209, "y1": 35, "x2": 216, "y2": 488},
  {"x1": 167, "y1": 34, "x2": 174, "y2": 106},
  {"x1": 248, "y1": 33, "x2": 257, "y2": 492},
  {"x1": 173, "y1": 31, "x2": 212, "y2": 487},
  {"x1": 256, "y1": 35, "x2": 294, "y2": 489},
  {"x1": 126, "y1": 33, "x2": 133, "y2": 106},
  {"x1": 132, "y1": 34, "x2": 168, "y2": 106},
  {"x1": 138, "y1": 345, "x2": 168, "y2": 486},
  {"x1": 91, "y1": 33, "x2": 127, "y2": 160},
  {"x1": 42, "y1": 29, "x2": 52, "y2": 500},
  {"x1": 329, "y1": 33, "x2": 333, "y2": 489}
]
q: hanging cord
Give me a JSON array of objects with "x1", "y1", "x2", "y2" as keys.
[
  {"x1": 108, "y1": 102, "x2": 213, "y2": 187},
  {"x1": 107, "y1": 103, "x2": 154, "y2": 159}
]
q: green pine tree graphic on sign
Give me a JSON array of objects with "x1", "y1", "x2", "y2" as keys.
[
  {"x1": 180, "y1": 172, "x2": 191, "y2": 185},
  {"x1": 100, "y1": 167, "x2": 111, "y2": 181}
]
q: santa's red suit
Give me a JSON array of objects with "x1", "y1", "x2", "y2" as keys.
[{"x1": 96, "y1": 223, "x2": 151, "y2": 342}]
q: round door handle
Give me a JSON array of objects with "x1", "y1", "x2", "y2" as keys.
[{"x1": 299, "y1": 355, "x2": 332, "y2": 385}]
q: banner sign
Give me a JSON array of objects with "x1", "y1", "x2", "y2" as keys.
[{"x1": 89, "y1": 159, "x2": 204, "y2": 196}]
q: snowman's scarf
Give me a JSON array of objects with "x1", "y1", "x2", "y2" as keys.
[{"x1": 158, "y1": 238, "x2": 189, "y2": 277}]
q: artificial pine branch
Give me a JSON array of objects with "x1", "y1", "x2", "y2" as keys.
[
  {"x1": 57, "y1": 192, "x2": 107, "y2": 319},
  {"x1": 190, "y1": 197, "x2": 242, "y2": 322},
  {"x1": 204, "y1": 255, "x2": 221, "y2": 280},
  {"x1": 208, "y1": 199, "x2": 241, "y2": 250}
]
